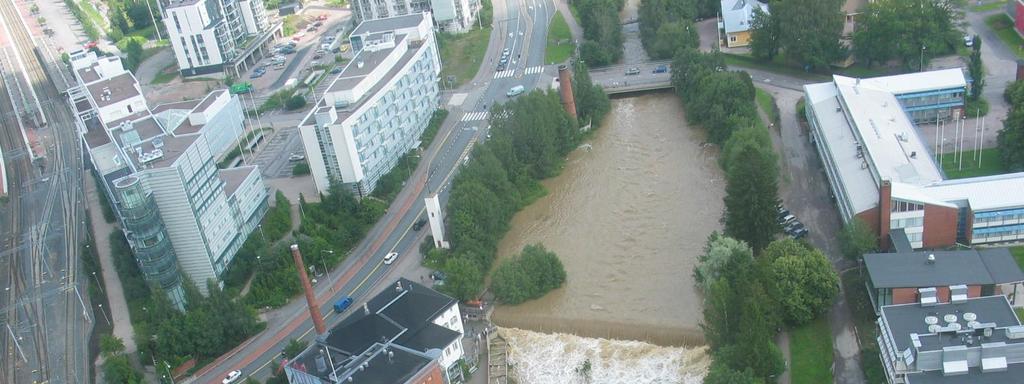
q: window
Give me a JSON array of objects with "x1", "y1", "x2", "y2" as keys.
[
  {"x1": 891, "y1": 199, "x2": 923, "y2": 213},
  {"x1": 127, "y1": 105, "x2": 133, "y2": 113},
  {"x1": 729, "y1": 35, "x2": 737, "y2": 42}
]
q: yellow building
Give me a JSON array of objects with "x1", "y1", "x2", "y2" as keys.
[{"x1": 720, "y1": 0, "x2": 769, "y2": 48}]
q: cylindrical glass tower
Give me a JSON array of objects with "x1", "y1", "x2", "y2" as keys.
[{"x1": 113, "y1": 175, "x2": 186, "y2": 310}]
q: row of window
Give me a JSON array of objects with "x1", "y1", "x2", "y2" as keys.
[
  {"x1": 890, "y1": 216, "x2": 923, "y2": 230},
  {"x1": 890, "y1": 199, "x2": 924, "y2": 213}
]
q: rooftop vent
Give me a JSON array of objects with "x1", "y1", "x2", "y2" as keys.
[
  {"x1": 963, "y1": 312, "x2": 977, "y2": 322},
  {"x1": 920, "y1": 287, "x2": 938, "y2": 306},
  {"x1": 1005, "y1": 325, "x2": 1024, "y2": 339},
  {"x1": 357, "y1": 61, "x2": 364, "y2": 69},
  {"x1": 950, "y1": 285, "x2": 968, "y2": 303},
  {"x1": 925, "y1": 316, "x2": 939, "y2": 325}
]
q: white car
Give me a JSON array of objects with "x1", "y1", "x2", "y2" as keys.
[
  {"x1": 222, "y1": 370, "x2": 242, "y2": 384},
  {"x1": 384, "y1": 252, "x2": 399, "y2": 265}
]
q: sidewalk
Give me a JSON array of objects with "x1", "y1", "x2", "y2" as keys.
[
  {"x1": 84, "y1": 174, "x2": 136, "y2": 355},
  {"x1": 555, "y1": 0, "x2": 582, "y2": 42}
]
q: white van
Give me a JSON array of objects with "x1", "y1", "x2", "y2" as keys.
[{"x1": 506, "y1": 85, "x2": 525, "y2": 97}]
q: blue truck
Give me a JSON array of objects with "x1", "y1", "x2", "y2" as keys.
[{"x1": 333, "y1": 297, "x2": 353, "y2": 313}]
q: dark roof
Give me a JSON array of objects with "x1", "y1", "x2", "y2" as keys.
[
  {"x1": 324, "y1": 312, "x2": 403, "y2": 354},
  {"x1": 880, "y1": 296, "x2": 1019, "y2": 353},
  {"x1": 218, "y1": 166, "x2": 257, "y2": 196},
  {"x1": 342, "y1": 344, "x2": 436, "y2": 384},
  {"x1": 197, "y1": 90, "x2": 226, "y2": 111},
  {"x1": 86, "y1": 73, "x2": 140, "y2": 108},
  {"x1": 864, "y1": 249, "x2": 1024, "y2": 288},
  {"x1": 979, "y1": 248, "x2": 1024, "y2": 284},
  {"x1": 906, "y1": 364, "x2": 1024, "y2": 384},
  {"x1": 368, "y1": 278, "x2": 455, "y2": 326},
  {"x1": 399, "y1": 322, "x2": 460, "y2": 353},
  {"x1": 350, "y1": 13, "x2": 425, "y2": 36}
]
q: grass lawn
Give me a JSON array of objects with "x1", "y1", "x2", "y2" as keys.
[
  {"x1": 940, "y1": 147, "x2": 1004, "y2": 179},
  {"x1": 78, "y1": 0, "x2": 108, "y2": 31},
  {"x1": 151, "y1": 63, "x2": 178, "y2": 84},
  {"x1": 790, "y1": 317, "x2": 834, "y2": 384},
  {"x1": 755, "y1": 87, "x2": 779, "y2": 125},
  {"x1": 985, "y1": 14, "x2": 1024, "y2": 60},
  {"x1": 438, "y1": 27, "x2": 491, "y2": 88},
  {"x1": 1012, "y1": 246, "x2": 1024, "y2": 270},
  {"x1": 545, "y1": 11, "x2": 573, "y2": 64},
  {"x1": 722, "y1": 53, "x2": 829, "y2": 82},
  {"x1": 972, "y1": 0, "x2": 1007, "y2": 12},
  {"x1": 841, "y1": 269, "x2": 887, "y2": 384}
]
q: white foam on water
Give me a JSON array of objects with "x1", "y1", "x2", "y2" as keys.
[{"x1": 499, "y1": 327, "x2": 710, "y2": 384}]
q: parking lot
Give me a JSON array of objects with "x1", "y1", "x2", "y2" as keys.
[
  {"x1": 242, "y1": 8, "x2": 353, "y2": 97},
  {"x1": 249, "y1": 126, "x2": 306, "y2": 179}
]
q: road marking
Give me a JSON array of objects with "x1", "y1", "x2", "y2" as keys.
[
  {"x1": 493, "y1": 69, "x2": 515, "y2": 79},
  {"x1": 524, "y1": 65, "x2": 544, "y2": 75},
  {"x1": 461, "y1": 111, "x2": 489, "y2": 122}
]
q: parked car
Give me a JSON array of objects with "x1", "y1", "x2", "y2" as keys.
[
  {"x1": 653, "y1": 64, "x2": 669, "y2": 73},
  {"x1": 778, "y1": 214, "x2": 796, "y2": 226},
  {"x1": 964, "y1": 35, "x2": 974, "y2": 47},
  {"x1": 784, "y1": 220, "x2": 805, "y2": 235},
  {"x1": 790, "y1": 227, "x2": 809, "y2": 239},
  {"x1": 413, "y1": 218, "x2": 427, "y2": 231},
  {"x1": 249, "y1": 70, "x2": 264, "y2": 79},
  {"x1": 430, "y1": 270, "x2": 447, "y2": 281},
  {"x1": 288, "y1": 153, "x2": 305, "y2": 161},
  {"x1": 383, "y1": 252, "x2": 399, "y2": 265},
  {"x1": 330, "y1": 66, "x2": 343, "y2": 74},
  {"x1": 222, "y1": 370, "x2": 242, "y2": 384},
  {"x1": 625, "y1": 67, "x2": 640, "y2": 75},
  {"x1": 333, "y1": 297, "x2": 353, "y2": 313}
]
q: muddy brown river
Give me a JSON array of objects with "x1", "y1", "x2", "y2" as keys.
[{"x1": 491, "y1": 92, "x2": 725, "y2": 347}]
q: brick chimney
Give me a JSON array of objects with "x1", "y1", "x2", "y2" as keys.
[
  {"x1": 291, "y1": 244, "x2": 327, "y2": 335},
  {"x1": 878, "y1": 180, "x2": 892, "y2": 251},
  {"x1": 558, "y1": 65, "x2": 577, "y2": 119}
]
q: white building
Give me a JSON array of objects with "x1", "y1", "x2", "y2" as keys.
[
  {"x1": 163, "y1": 0, "x2": 281, "y2": 77},
  {"x1": 285, "y1": 278, "x2": 466, "y2": 384},
  {"x1": 351, "y1": 0, "x2": 479, "y2": 33},
  {"x1": 298, "y1": 13, "x2": 440, "y2": 196},
  {"x1": 68, "y1": 51, "x2": 268, "y2": 304}
]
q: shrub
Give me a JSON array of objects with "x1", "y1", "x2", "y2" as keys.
[
  {"x1": 285, "y1": 94, "x2": 307, "y2": 110},
  {"x1": 491, "y1": 244, "x2": 566, "y2": 304},
  {"x1": 292, "y1": 162, "x2": 310, "y2": 176}
]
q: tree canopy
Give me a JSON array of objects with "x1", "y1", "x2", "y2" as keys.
[
  {"x1": 491, "y1": 244, "x2": 567, "y2": 304},
  {"x1": 749, "y1": 8, "x2": 779, "y2": 61},
  {"x1": 576, "y1": 0, "x2": 624, "y2": 66},
  {"x1": 852, "y1": 0, "x2": 963, "y2": 68},
  {"x1": 693, "y1": 233, "x2": 753, "y2": 292},
  {"x1": 838, "y1": 217, "x2": 878, "y2": 260},
  {"x1": 1000, "y1": 80, "x2": 1024, "y2": 172},
  {"x1": 772, "y1": 0, "x2": 845, "y2": 69},
  {"x1": 764, "y1": 239, "x2": 840, "y2": 325},
  {"x1": 723, "y1": 134, "x2": 780, "y2": 253},
  {"x1": 638, "y1": 0, "x2": 698, "y2": 59}
]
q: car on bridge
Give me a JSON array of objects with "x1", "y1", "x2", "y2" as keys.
[
  {"x1": 653, "y1": 64, "x2": 669, "y2": 74},
  {"x1": 625, "y1": 67, "x2": 640, "y2": 75}
]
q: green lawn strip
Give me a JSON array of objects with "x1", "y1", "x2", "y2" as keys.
[
  {"x1": 1016, "y1": 306, "x2": 1024, "y2": 321},
  {"x1": 755, "y1": 87, "x2": 779, "y2": 125},
  {"x1": 940, "y1": 147, "x2": 1004, "y2": 179},
  {"x1": 78, "y1": 0, "x2": 108, "y2": 31},
  {"x1": 986, "y1": 14, "x2": 1024, "y2": 60},
  {"x1": 722, "y1": 53, "x2": 829, "y2": 82},
  {"x1": 1011, "y1": 246, "x2": 1024, "y2": 270},
  {"x1": 789, "y1": 317, "x2": 834, "y2": 384},
  {"x1": 438, "y1": 27, "x2": 491, "y2": 88},
  {"x1": 840, "y1": 269, "x2": 888, "y2": 384},
  {"x1": 545, "y1": 11, "x2": 572, "y2": 64},
  {"x1": 972, "y1": 0, "x2": 1007, "y2": 12},
  {"x1": 151, "y1": 63, "x2": 178, "y2": 84}
]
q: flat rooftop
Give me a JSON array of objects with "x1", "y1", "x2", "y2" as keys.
[
  {"x1": 906, "y1": 364, "x2": 1024, "y2": 384},
  {"x1": 218, "y1": 166, "x2": 257, "y2": 196},
  {"x1": 881, "y1": 296, "x2": 1020, "y2": 354},
  {"x1": 328, "y1": 34, "x2": 408, "y2": 93},
  {"x1": 838, "y1": 68, "x2": 967, "y2": 96},
  {"x1": 86, "y1": 72, "x2": 140, "y2": 108},
  {"x1": 924, "y1": 173, "x2": 1024, "y2": 212},
  {"x1": 865, "y1": 249, "x2": 1024, "y2": 289},
  {"x1": 351, "y1": 13, "x2": 426, "y2": 36}
]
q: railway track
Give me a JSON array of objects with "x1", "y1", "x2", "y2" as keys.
[{"x1": 0, "y1": 0, "x2": 88, "y2": 380}]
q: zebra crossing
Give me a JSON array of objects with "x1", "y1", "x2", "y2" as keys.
[
  {"x1": 461, "y1": 111, "x2": 489, "y2": 121},
  {"x1": 493, "y1": 69, "x2": 516, "y2": 79},
  {"x1": 524, "y1": 66, "x2": 545, "y2": 75}
]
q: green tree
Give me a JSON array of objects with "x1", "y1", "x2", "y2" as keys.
[
  {"x1": 703, "y1": 359, "x2": 763, "y2": 384},
  {"x1": 439, "y1": 256, "x2": 484, "y2": 301},
  {"x1": 838, "y1": 217, "x2": 878, "y2": 260},
  {"x1": 693, "y1": 233, "x2": 753, "y2": 291},
  {"x1": 103, "y1": 355, "x2": 144, "y2": 384},
  {"x1": 774, "y1": 0, "x2": 845, "y2": 69},
  {"x1": 100, "y1": 335, "x2": 127, "y2": 357},
  {"x1": 720, "y1": 124, "x2": 772, "y2": 171},
  {"x1": 283, "y1": 338, "x2": 307, "y2": 359},
  {"x1": 999, "y1": 107, "x2": 1024, "y2": 172},
  {"x1": 285, "y1": 95, "x2": 307, "y2": 110},
  {"x1": 638, "y1": 0, "x2": 698, "y2": 59},
  {"x1": 852, "y1": 0, "x2": 964, "y2": 68},
  {"x1": 749, "y1": 8, "x2": 779, "y2": 61},
  {"x1": 723, "y1": 138, "x2": 780, "y2": 252},
  {"x1": 572, "y1": 60, "x2": 611, "y2": 127},
  {"x1": 122, "y1": 38, "x2": 144, "y2": 71},
  {"x1": 766, "y1": 239, "x2": 839, "y2": 325},
  {"x1": 688, "y1": 71, "x2": 758, "y2": 144},
  {"x1": 576, "y1": 0, "x2": 624, "y2": 66},
  {"x1": 491, "y1": 244, "x2": 566, "y2": 304},
  {"x1": 292, "y1": 162, "x2": 311, "y2": 176},
  {"x1": 969, "y1": 35, "x2": 984, "y2": 101}
]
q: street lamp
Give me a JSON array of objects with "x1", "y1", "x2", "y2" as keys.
[
  {"x1": 320, "y1": 250, "x2": 334, "y2": 282},
  {"x1": 92, "y1": 271, "x2": 103, "y2": 294},
  {"x1": 163, "y1": 361, "x2": 174, "y2": 384},
  {"x1": 920, "y1": 45, "x2": 927, "y2": 72}
]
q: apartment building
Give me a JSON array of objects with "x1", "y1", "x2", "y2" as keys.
[
  {"x1": 163, "y1": 0, "x2": 281, "y2": 77},
  {"x1": 298, "y1": 13, "x2": 440, "y2": 196},
  {"x1": 68, "y1": 51, "x2": 268, "y2": 306},
  {"x1": 351, "y1": 0, "x2": 479, "y2": 33},
  {"x1": 877, "y1": 295, "x2": 1024, "y2": 383},
  {"x1": 804, "y1": 69, "x2": 1024, "y2": 250},
  {"x1": 285, "y1": 278, "x2": 465, "y2": 384}
]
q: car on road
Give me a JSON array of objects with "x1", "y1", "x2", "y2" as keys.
[
  {"x1": 413, "y1": 218, "x2": 427, "y2": 231},
  {"x1": 964, "y1": 35, "x2": 974, "y2": 47},
  {"x1": 384, "y1": 252, "x2": 399, "y2": 265},
  {"x1": 506, "y1": 85, "x2": 525, "y2": 97},
  {"x1": 222, "y1": 370, "x2": 242, "y2": 384},
  {"x1": 333, "y1": 296, "x2": 354, "y2": 313},
  {"x1": 625, "y1": 67, "x2": 640, "y2": 75},
  {"x1": 497, "y1": 63, "x2": 507, "y2": 71},
  {"x1": 653, "y1": 64, "x2": 669, "y2": 73},
  {"x1": 288, "y1": 153, "x2": 305, "y2": 161}
]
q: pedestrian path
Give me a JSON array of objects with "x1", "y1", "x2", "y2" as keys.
[
  {"x1": 524, "y1": 65, "x2": 544, "y2": 75},
  {"x1": 493, "y1": 69, "x2": 515, "y2": 79},
  {"x1": 461, "y1": 111, "x2": 489, "y2": 122}
]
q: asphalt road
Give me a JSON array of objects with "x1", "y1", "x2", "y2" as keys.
[{"x1": 188, "y1": 0, "x2": 557, "y2": 382}]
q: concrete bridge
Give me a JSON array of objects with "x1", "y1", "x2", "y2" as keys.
[{"x1": 587, "y1": 60, "x2": 673, "y2": 95}]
